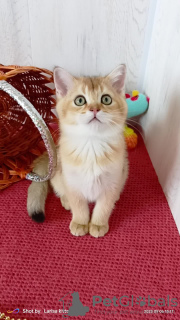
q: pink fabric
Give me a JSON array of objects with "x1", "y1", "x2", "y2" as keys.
[{"x1": 0, "y1": 136, "x2": 180, "y2": 319}]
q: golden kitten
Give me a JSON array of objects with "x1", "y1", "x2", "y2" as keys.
[{"x1": 27, "y1": 64, "x2": 128, "y2": 237}]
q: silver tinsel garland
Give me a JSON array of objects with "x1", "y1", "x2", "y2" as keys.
[{"x1": 0, "y1": 80, "x2": 57, "y2": 182}]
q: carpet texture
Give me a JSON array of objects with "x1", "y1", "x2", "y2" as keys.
[{"x1": 0, "y1": 136, "x2": 180, "y2": 320}]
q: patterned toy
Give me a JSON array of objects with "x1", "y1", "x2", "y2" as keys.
[
  {"x1": 124, "y1": 90, "x2": 149, "y2": 149},
  {"x1": 126, "y1": 90, "x2": 149, "y2": 118}
]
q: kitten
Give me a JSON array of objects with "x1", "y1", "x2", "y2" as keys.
[{"x1": 27, "y1": 64, "x2": 128, "y2": 237}]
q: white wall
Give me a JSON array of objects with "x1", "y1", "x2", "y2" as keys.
[
  {"x1": 141, "y1": 0, "x2": 180, "y2": 233},
  {"x1": 0, "y1": 0, "x2": 151, "y2": 92}
]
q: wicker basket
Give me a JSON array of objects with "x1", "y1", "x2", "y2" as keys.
[{"x1": 0, "y1": 65, "x2": 59, "y2": 190}]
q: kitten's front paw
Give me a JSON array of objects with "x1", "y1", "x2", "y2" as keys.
[
  {"x1": 89, "y1": 222, "x2": 109, "y2": 238},
  {"x1": 70, "y1": 220, "x2": 88, "y2": 236}
]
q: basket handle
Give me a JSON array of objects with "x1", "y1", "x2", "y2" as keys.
[{"x1": 0, "y1": 80, "x2": 57, "y2": 182}]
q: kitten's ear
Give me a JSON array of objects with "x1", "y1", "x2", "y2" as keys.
[
  {"x1": 53, "y1": 67, "x2": 75, "y2": 98},
  {"x1": 107, "y1": 64, "x2": 126, "y2": 94}
]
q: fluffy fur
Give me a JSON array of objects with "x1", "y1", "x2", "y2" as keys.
[{"x1": 27, "y1": 65, "x2": 129, "y2": 237}]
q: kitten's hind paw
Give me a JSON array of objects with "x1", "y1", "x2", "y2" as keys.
[
  {"x1": 31, "y1": 211, "x2": 45, "y2": 223},
  {"x1": 89, "y1": 222, "x2": 109, "y2": 238},
  {"x1": 70, "y1": 221, "x2": 88, "y2": 236}
]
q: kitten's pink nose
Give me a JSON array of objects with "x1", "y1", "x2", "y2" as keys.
[{"x1": 90, "y1": 108, "x2": 98, "y2": 116}]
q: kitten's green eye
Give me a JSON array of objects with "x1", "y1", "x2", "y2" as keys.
[
  {"x1": 101, "y1": 95, "x2": 112, "y2": 105},
  {"x1": 74, "y1": 96, "x2": 86, "y2": 106}
]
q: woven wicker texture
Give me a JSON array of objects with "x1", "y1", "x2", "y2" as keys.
[
  {"x1": 0, "y1": 135, "x2": 179, "y2": 320},
  {"x1": 0, "y1": 65, "x2": 58, "y2": 190}
]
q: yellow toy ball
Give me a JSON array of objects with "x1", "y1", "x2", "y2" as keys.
[{"x1": 124, "y1": 125, "x2": 138, "y2": 149}]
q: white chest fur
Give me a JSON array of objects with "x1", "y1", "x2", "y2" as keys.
[{"x1": 62, "y1": 134, "x2": 124, "y2": 202}]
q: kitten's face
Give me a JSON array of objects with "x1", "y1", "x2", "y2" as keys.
[{"x1": 54, "y1": 65, "x2": 127, "y2": 134}]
